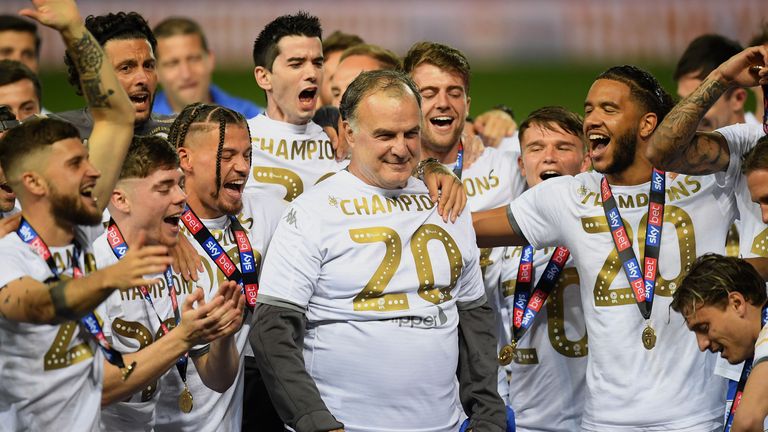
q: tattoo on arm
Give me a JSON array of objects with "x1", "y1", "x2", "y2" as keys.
[
  {"x1": 48, "y1": 280, "x2": 78, "y2": 321},
  {"x1": 69, "y1": 33, "x2": 113, "y2": 109},
  {"x1": 654, "y1": 77, "x2": 729, "y2": 173}
]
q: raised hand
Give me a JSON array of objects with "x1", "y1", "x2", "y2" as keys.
[
  {"x1": 19, "y1": 0, "x2": 82, "y2": 33},
  {"x1": 180, "y1": 282, "x2": 245, "y2": 346},
  {"x1": 422, "y1": 161, "x2": 467, "y2": 223},
  {"x1": 716, "y1": 45, "x2": 768, "y2": 88}
]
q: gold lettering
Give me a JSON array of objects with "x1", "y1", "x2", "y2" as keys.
[
  {"x1": 636, "y1": 193, "x2": 649, "y2": 207},
  {"x1": 291, "y1": 140, "x2": 306, "y2": 159},
  {"x1": 275, "y1": 139, "x2": 288, "y2": 159},
  {"x1": 259, "y1": 137, "x2": 273, "y2": 154},
  {"x1": 488, "y1": 169, "x2": 499, "y2": 187},
  {"x1": 419, "y1": 195, "x2": 435, "y2": 210},
  {"x1": 353, "y1": 197, "x2": 370, "y2": 215},
  {"x1": 340, "y1": 199, "x2": 355, "y2": 215},
  {"x1": 684, "y1": 176, "x2": 701, "y2": 193},
  {"x1": 400, "y1": 195, "x2": 413, "y2": 211},
  {"x1": 617, "y1": 194, "x2": 635, "y2": 208},
  {"x1": 411, "y1": 194, "x2": 424, "y2": 211},
  {"x1": 306, "y1": 140, "x2": 318, "y2": 159},
  {"x1": 371, "y1": 195, "x2": 386, "y2": 215},
  {"x1": 475, "y1": 176, "x2": 491, "y2": 195}
]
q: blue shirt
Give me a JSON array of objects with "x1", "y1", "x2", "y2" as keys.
[{"x1": 153, "y1": 83, "x2": 263, "y2": 118}]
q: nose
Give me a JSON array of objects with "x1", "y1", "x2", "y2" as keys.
[
  {"x1": 305, "y1": 62, "x2": 319, "y2": 83},
  {"x1": 435, "y1": 90, "x2": 449, "y2": 109},
  {"x1": 390, "y1": 135, "x2": 410, "y2": 158},
  {"x1": 695, "y1": 332, "x2": 710, "y2": 352},
  {"x1": 761, "y1": 204, "x2": 768, "y2": 224},
  {"x1": 84, "y1": 159, "x2": 101, "y2": 180},
  {"x1": 173, "y1": 184, "x2": 187, "y2": 205},
  {"x1": 542, "y1": 145, "x2": 558, "y2": 163}
]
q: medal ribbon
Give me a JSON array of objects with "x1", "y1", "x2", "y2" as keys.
[
  {"x1": 762, "y1": 84, "x2": 767, "y2": 135},
  {"x1": 180, "y1": 206, "x2": 259, "y2": 309},
  {"x1": 512, "y1": 245, "x2": 570, "y2": 342},
  {"x1": 724, "y1": 305, "x2": 768, "y2": 432},
  {"x1": 16, "y1": 217, "x2": 131, "y2": 370},
  {"x1": 600, "y1": 169, "x2": 665, "y2": 319},
  {"x1": 106, "y1": 219, "x2": 188, "y2": 382},
  {"x1": 452, "y1": 141, "x2": 464, "y2": 179}
]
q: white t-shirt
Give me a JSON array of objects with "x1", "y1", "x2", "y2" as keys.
[
  {"x1": 500, "y1": 246, "x2": 587, "y2": 432},
  {"x1": 154, "y1": 191, "x2": 283, "y2": 432},
  {"x1": 713, "y1": 123, "x2": 765, "y2": 382},
  {"x1": 0, "y1": 225, "x2": 104, "y2": 432},
  {"x1": 93, "y1": 229, "x2": 199, "y2": 432},
  {"x1": 259, "y1": 170, "x2": 486, "y2": 432},
  {"x1": 509, "y1": 165, "x2": 741, "y2": 430},
  {"x1": 246, "y1": 113, "x2": 348, "y2": 203}
]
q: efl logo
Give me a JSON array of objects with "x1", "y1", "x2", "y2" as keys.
[
  {"x1": 612, "y1": 227, "x2": 631, "y2": 251},
  {"x1": 601, "y1": 181, "x2": 611, "y2": 201},
  {"x1": 652, "y1": 170, "x2": 664, "y2": 193},
  {"x1": 648, "y1": 202, "x2": 663, "y2": 226},
  {"x1": 646, "y1": 224, "x2": 661, "y2": 247},
  {"x1": 182, "y1": 211, "x2": 203, "y2": 234},
  {"x1": 607, "y1": 208, "x2": 622, "y2": 229},
  {"x1": 234, "y1": 231, "x2": 251, "y2": 252}
]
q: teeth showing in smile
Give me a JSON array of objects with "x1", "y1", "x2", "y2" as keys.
[
  {"x1": 164, "y1": 215, "x2": 181, "y2": 225},
  {"x1": 588, "y1": 133, "x2": 610, "y2": 148},
  {"x1": 223, "y1": 179, "x2": 245, "y2": 191},
  {"x1": 81, "y1": 186, "x2": 94, "y2": 197},
  {"x1": 539, "y1": 170, "x2": 561, "y2": 180},
  {"x1": 430, "y1": 116, "x2": 454, "y2": 127}
]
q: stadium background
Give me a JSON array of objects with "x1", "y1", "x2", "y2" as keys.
[{"x1": 2, "y1": 0, "x2": 766, "y2": 119}]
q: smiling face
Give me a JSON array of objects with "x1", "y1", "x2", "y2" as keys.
[
  {"x1": 519, "y1": 122, "x2": 589, "y2": 188},
  {"x1": 257, "y1": 35, "x2": 323, "y2": 125},
  {"x1": 104, "y1": 38, "x2": 157, "y2": 124},
  {"x1": 346, "y1": 89, "x2": 422, "y2": 189},
  {"x1": 584, "y1": 79, "x2": 644, "y2": 175},
  {"x1": 40, "y1": 138, "x2": 102, "y2": 225},
  {"x1": 180, "y1": 123, "x2": 251, "y2": 218},
  {"x1": 156, "y1": 33, "x2": 214, "y2": 112},
  {"x1": 685, "y1": 299, "x2": 756, "y2": 364},
  {"x1": 115, "y1": 168, "x2": 186, "y2": 246},
  {"x1": 410, "y1": 63, "x2": 469, "y2": 158}
]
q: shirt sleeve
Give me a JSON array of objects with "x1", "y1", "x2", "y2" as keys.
[
  {"x1": 454, "y1": 215, "x2": 487, "y2": 308},
  {"x1": 0, "y1": 239, "x2": 32, "y2": 289},
  {"x1": 258, "y1": 202, "x2": 321, "y2": 307},
  {"x1": 714, "y1": 123, "x2": 765, "y2": 189},
  {"x1": 507, "y1": 176, "x2": 572, "y2": 250}
]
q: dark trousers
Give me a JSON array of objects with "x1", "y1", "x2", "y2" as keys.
[{"x1": 242, "y1": 356, "x2": 285, "y2": 431}]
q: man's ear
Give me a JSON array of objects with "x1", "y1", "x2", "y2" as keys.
[
  {"x1": 728, "y1": 291, "x2": 749, "y2": 318},
  {"x1": 254, "y1": 66, "x2": 272, "y2": 91},
  {"x1": 110, "y1": 187, "x2": 130, "y2": 214},
  {"x1": 178, "y1": 147, "x2": 193, "y2": 173},
  {"x1": 638, "y1": 112, "x2": 658, "y2": 140},
  {"x1": 20, "y1": 172, "x2": 46, "y2": 197},
  {"x1": 343, "y1": 120, "x2": 356, "y2": 151}
]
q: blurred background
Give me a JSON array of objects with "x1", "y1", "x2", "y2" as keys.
[{"x1": 2, "y1": 0, "x2": 766, "y2": 118}]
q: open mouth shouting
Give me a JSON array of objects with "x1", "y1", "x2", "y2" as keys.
[
  {"x1": 298, "y1": 87, "x2": 318, "y2": 110},
  {"x1": 429, "y1": 115, "x2": 456, "y2": 132},
  {"x1": 539, "y1": 170, "x2": 562, "y2": 181},
  {"x1": 221, "y1": 178, "x2": 245, "y2": 200},
  {"x1": 80, "y1": 182, "x2": 97, "y2": 206},
  {"x1": 129, "y1": 89, "x2": 151, "y2": 114},
  {"x1": 588, "y1": 132, "x2": 610, "y2": 159}
]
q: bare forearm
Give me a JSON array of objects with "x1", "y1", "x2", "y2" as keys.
[
  {"x1": 194, "y1": 336, "x2": 240, "y2": 393},
  {"x1": 472, "y1": 206, "x2": 527, "y2": 248},
  {"x1": 0, "y1": 272, "x2": 114, "y2": 324},
  {"x1": 646, "y1": 73, "x2": 730, "y2": 174},
  {"x1": 102, "y1": 329, "x2": 190, "y2": 406}
]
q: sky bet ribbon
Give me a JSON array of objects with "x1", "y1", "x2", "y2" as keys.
[
  {"x1": 180, "y1": 206, "x2": 259, "y2": 309},
  {"x1": 106, "y1": 219, "x2": 188, "y2": 383},
  {"x1": 499, "y1": 244, "x2": 570, "y2": 365},
  {"x1": 453, "y1": 141, "x2": 464, "y2": 179},
  {"x1": 600, "y1": 169, "x2": 665, "y2": 349},
  {"x1": 17, "y1": 217, "x2": 135, "y2": 380},
  {"x1": 724, "y1": 305, "x2": 768, "y2": 432}
]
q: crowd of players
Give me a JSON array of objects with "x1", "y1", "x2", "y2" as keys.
[{"x1": 1, "y1": 0, "x2": 768, "y2": 431}]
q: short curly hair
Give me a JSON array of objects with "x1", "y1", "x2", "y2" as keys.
[{"x1": 64, "y1": 12, "x2": 156, "y2": 96}]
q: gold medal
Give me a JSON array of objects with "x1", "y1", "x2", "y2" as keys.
[
  {"x1": 642, "y1": 324, "x2": 656, "y2": 350},
  {"x1": 120, "y1": 361, "x2": 136, "y2": 381},
  {"x1": 498, "y1": 342, "x2": 516, "y2": 366},
  {"x1": 178, "y1": 385, "x2": 193, "y2": 413}
]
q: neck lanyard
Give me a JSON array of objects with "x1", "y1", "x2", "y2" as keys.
[
  {"x1": 600, "y1": 168, "x2": 665, "y2": 350},
  {"x1": 498, "y1": 245, "x2": 570, "y2": 365},
  {"x1": 17, "y1": 217, "x2": 135, "y2": 380},
  {"x1": 452, "y1": 141, "x2": 464, "y2": 179},
  {"x1": 106, "y1": 219, "x2": 188, "y2": 384},
  {"x1": 724, "y1": 305, "x2": 768, "y2": 432},
  {"x1": 180, "y1": 206, "x2": 259, "y2": 309}
]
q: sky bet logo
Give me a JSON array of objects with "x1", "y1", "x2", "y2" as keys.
[
  {"x1": 652, "y1": 170, "x2": 664, "y2": 193},
  {"x1": 624, "y1": 258, "x2": 642, "y2": 280},
  {"x1": 648, "y1": 202, "x2": 663, "y2": 226},
  {"x1": 240, "y1": 250, "x2": 255, "y2": 273}
]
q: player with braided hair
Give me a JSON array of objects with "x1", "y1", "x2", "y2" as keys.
[{"x1": 154, "y1": 102, "x2": 285, "y2": 432}]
